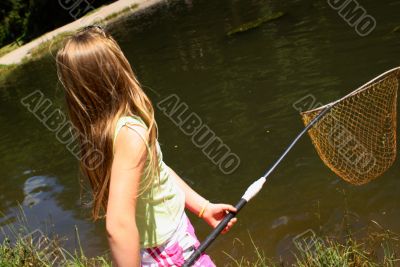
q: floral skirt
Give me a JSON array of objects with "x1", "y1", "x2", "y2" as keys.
[{"x1": 141, "y1": 213, "x2": 216, "y2": 267}]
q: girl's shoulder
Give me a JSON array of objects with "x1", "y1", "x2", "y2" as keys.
[{"x1": 113, "y1": 115, "x2": 148, "y2": 153}]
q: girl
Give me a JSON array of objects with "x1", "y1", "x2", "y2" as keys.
[{"x1": 56, "y1": 26, "x2": 237, "y2": 266}]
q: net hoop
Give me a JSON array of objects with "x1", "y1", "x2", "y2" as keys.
[{"x1": 300, "y1": 67, "x2": 399, "y2": 185}]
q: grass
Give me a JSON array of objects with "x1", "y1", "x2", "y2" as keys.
[
  {"x1": 0, "y1": 64, "x2": 18, "y2": 73},
  {"x1": 0, "y1": 209, "x2": 111, "y2": 267},
  {"x1": 292, "y1": 237, "x2": 398, "y2": 267},
  {"x1": 0, "y1": 64, "x2": 19, "y2": 83},
  {"x1": 225, "y1": 230, "x2": 399, "y2": 267},
  {"x1": 2, "y1": 221, "x2": 398, "y2": 267},
  {"x1": 1, "y1": 204, "x2": 399, "y2": 266},
  {"x1": 0, "y1": 228, "x2": 112, "y2": 267},
  {"x1": 0, "y1": 235, "x2": 111, "y2": 267},
  {"x1": 0, "y1": 42, "x2": 21, "y2": 58},
  {"x1": 103, "y1": 4, "x2": 139, "y2": 21},
  {"x1": 224, "y1": 237, "x2": 276, "y2": 267},
  {"x1": 26, "y1": 31, "x2": 73, "y2": 62}
]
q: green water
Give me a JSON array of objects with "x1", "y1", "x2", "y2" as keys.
[{"x1": 1, "y1": 0, "x2": 400, "y2": 264}]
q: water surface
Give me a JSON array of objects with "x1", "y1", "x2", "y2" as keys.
[{"x1": 1, "y1": 0, "x2": 399, "y2": 264}]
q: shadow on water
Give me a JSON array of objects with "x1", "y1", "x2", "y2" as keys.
[{"x1": 1, "y1": 0, "x2": 400, "y2": 264}]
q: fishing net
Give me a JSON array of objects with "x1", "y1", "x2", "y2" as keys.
[{"x1": 301, "y1": 68, "x2": 399, "y2": 185}]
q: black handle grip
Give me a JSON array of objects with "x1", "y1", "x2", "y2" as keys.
[{"x1": 182, "y1": 198, "x2": 248, "y2": 267}]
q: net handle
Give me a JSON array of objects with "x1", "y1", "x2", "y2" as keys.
[
  {"x1": 183, "y1": 104, "x2": 334, "y2": 267},
  {"x1": 184, "y1": 67, "x2": 400, "y2": 266}
]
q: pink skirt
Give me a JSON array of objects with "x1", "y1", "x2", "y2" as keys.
[{"x1": 141, "y1": 213, "x2": 216, "y2": 266}]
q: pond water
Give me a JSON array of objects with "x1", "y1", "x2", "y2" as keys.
[{"x1": 1, "y1": 0, "x2": 399, "y2": 265}]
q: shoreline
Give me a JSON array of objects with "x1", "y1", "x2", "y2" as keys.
[{"x1": 0, "y1": 0, "x2": 164, "y2": 65}]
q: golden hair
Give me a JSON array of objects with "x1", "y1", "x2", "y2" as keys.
[{"x1": 56, "y1": 26, "x2": 159, "y2": 220}]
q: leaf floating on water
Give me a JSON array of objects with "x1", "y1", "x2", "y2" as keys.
[
  {"x1": 227, "y1": 12, "x2": 285, "y2": 36},
  {"x1": 393, "y1": 25, "x2": 400, "y2": 33}
]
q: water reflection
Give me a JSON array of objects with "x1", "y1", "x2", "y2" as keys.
[{"x1": 23, "y1": 175, "x2": 62, "y2": 207}]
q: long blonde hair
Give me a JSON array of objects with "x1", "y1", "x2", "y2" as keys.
[{"x1": 56, "y1": 26, "x2": 159, "y2": 220}]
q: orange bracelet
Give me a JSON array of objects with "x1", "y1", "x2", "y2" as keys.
[{"x1": 198, "y1": 200, "x2": 209, "y2": 218}]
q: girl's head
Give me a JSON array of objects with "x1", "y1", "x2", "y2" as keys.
[{"x1": 56, "y1": 26, "x2": 158, "y2": 220}]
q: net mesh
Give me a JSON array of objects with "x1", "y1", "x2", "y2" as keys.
[{"x1": 301, "y1": 68, "x2": 399, "y2": 185}]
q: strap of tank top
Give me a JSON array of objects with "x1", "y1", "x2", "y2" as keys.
[{"x1": 113, "y1": 116, "x2": 148, "y2": 154}]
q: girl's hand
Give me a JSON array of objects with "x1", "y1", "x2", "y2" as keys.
[{"x1": 202, "y1": 203, "x2": 238, "y2": 234}]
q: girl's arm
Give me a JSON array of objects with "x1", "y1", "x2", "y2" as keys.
[
  {"x1": 106, "y1": 124, "x2": 148, "y2": 267},
  {"x1": 168, "y1": 166, "x2": 237, "y2": 234}
]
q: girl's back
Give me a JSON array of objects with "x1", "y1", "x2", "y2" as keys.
[{"x1": 114, "y1": 115, "x2": 185, "y2": 248}]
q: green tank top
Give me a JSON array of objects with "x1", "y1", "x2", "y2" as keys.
[{"x1": 113, "y1": 115, "x2": 185, "y2": 248}]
